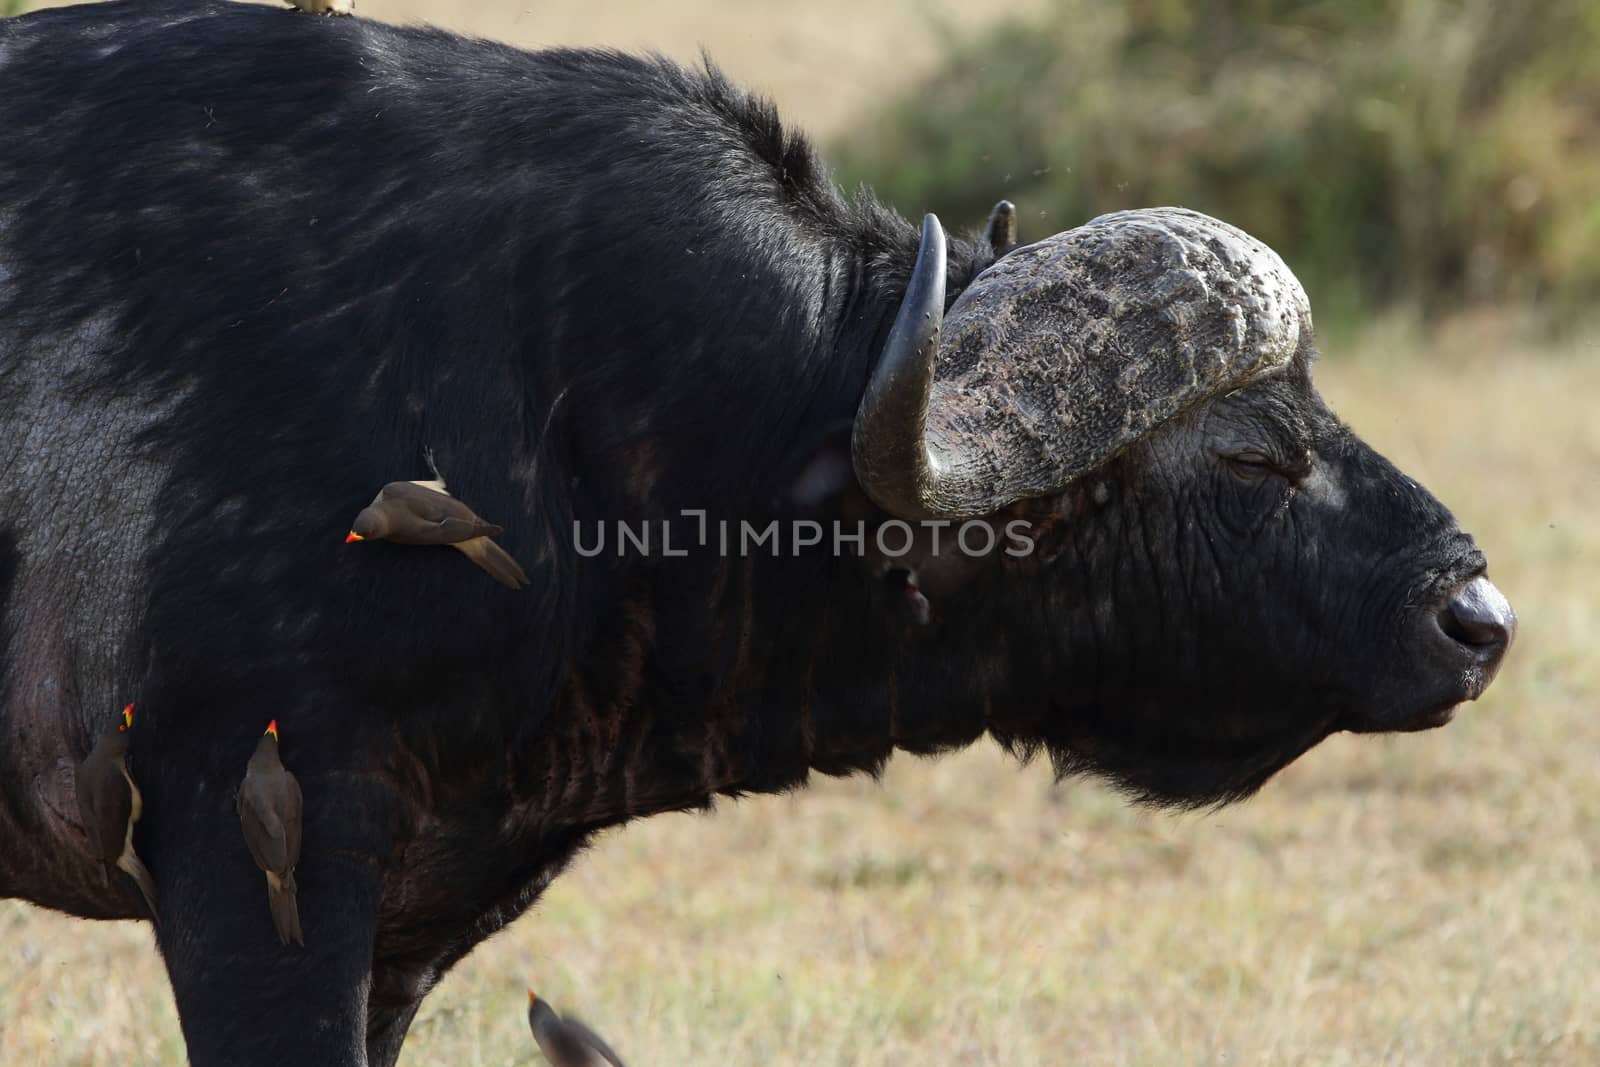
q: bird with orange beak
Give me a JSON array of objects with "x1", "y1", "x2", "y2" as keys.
[
  {"x1": 237, "y1": 720, "x2": 304, "y2": 946},
  {"x1": 76, "y1": 703, "x2": 160, "y2": 923},
  {"x1": 345, "y1": 465, "x2": 528, "y2": 590},
  {"x1": 527, "y1": 992, "x2": 628, "y2": 1067}
]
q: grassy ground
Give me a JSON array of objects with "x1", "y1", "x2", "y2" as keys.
[
  {"x1": 1, "y1": 323, "x2": 1593, "y2": 1066},
  {"x1": 3, "y1": 3, "x2": 1597, "y2": 1066}
]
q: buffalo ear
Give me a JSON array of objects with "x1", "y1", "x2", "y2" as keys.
[
  {"x1": 983, "y1": 199, "x2": 1018, "y2": 258},
  {"x1": 781, "y1": 421, "x2": 859, "y2": 512}
]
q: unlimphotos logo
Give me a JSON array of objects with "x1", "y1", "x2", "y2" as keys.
[{"x1": 571, "y1": 511, "x2": 1037, "y2": 559}]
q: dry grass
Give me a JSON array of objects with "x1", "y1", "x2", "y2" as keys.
[
  {"x1": 2, "y1": 3, "x2": 1597, "y2": 1066},
  {"x1": 1, "y1": 322, "x2": 1593, "y2": 1066}
]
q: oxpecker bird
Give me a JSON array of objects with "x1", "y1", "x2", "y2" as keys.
[
  {"x1": 76, "y1": 703, "x2": 160, "y2": 923},
  {"x1": 527, "y1": 992, "x2": 628, "y2": 1067},
  {"x1": 345, "y1": 465, "x2": 529, "y2": 590},
  {"x1": 237, "y1": 720, "x2": 305, "y2": 946}
]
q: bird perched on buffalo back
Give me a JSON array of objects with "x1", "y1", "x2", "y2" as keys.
[
  {"x1": 76, "y1": 703, "x2": 160, "y2": 924},
  {"x1": 527, "y1": 991, "x2": 628, "y2": 1067},
  {"x1": 237, "y1": 720, "x2": 304, "y2": 947},
  {"x1": 345, "y1": 464, "x2": 529, "y2": 590}
]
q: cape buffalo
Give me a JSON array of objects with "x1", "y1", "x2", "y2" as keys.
[{"x1": 0, "y1": 2, "x2": 1514, "y2": 1064}]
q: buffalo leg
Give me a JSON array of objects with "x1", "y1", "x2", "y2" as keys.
[
  {"x1": 145, "y1": 771, "x2": 391, "y2": 1066},
  {"x1": 366, "y1": 1000, "x2": 423, "y2": 1067},
  {"x1": 363, "y1": 843, "x2": 587, "y2": 1062},
  {"x1": 366, "y1": 963, "x2": 434, "y2": 1067}
]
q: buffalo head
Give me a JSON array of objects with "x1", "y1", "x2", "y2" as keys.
[{"x1": 847, "y1": 208, "x2": 1514, "y2": 803}]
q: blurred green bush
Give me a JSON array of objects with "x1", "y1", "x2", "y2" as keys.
[{"x1": 833, "y1": 0, "x2": 1600, "y2": 320}]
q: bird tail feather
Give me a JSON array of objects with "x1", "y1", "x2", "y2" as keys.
[
  {"x1": 268, "y1": 872, "x2": 304, "y2": 947},
  {"x1": 118, "y1": 852, "x2": 160, "y2": 927}
]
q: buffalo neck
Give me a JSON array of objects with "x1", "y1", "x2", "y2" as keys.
[
  {"x1": 527, "y1": 541, "x2": 1057, "y2": 835},
  {"x1": 507, "y1": 220, "x2": 1011, "y2": 831}
]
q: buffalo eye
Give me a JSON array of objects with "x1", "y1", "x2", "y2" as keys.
[{"x1": 1222, "y1": 449, "x2": 1312, "y2": 484}]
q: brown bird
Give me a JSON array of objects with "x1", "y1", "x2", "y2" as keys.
[
  {"x1": 527, "y1": 992, "x2": 628, "y2": 1067},
  {"x1": 345, "y1": 466, "x2": 529, "y2": 590},
  {"x1": 76, "y1": 703, "x2": 160, "y2": 924},
  {"x1": 285, "y1": 0, "x2": 354, "y2": 13},
  {"x1": 236, "y1": 720, "x2": 304, "y2": 947}
]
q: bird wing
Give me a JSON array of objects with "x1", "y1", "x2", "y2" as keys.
[
  {"x1": 563, "y1": 1019, "x2": 628, "y2": 1067},
  {"x1": 452, "y1": 537, "x2": 529, "y2": 589},
  {"x1": 435, "y1": 516, "x2": 506, "y2": 540},
  {"x1": 539, "y1": 1025, "x2": 593, "y2": 1065},
  {"x1": 384, "y1": 482, "x2": 493, "y2": 532},
  {"x1": 371, "y1": 482, "x2": 445, "y2": 520},
  {"x1": 238, "y1": 776, "x2": 292, "y2": 875},
  {"x1": 281, "y1": 771, "x2": 303, "y2": 869},
  {"x1": 77, "y1": 752, "x2": 133, "y2": 860},
  {"x1": 529, "y1": 1003, "x2": 582, "y2": 1063}
]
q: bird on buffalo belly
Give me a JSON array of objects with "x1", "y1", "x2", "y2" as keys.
[
  {"x1": 345, "y1": 471, "x2": 529, "y2": 590},
  {"x1": 76, "y1": 703, "x2": 160, "y2": 924},
  {"x1": 236, "y1": 720, "x2": 304, "y2": 947},
  {"x1": 527, "y1": 992, "x2": 628, "y2": 1067}
]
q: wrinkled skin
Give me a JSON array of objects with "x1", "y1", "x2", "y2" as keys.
[
  {"x1": 988, "y1": 357, "x2": 1496, "y2": 804},
  {"x1": 0, "y1": 3, "x2": 1510, "y2": 1065}
]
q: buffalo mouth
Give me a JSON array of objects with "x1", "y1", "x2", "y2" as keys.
[{"x1": 1348, "y1": 570, "x2": 1516, "y2": 734}]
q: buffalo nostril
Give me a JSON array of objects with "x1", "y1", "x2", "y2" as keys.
[{"x1": 1438, "y1": 575, "x2": 1517, "y2": 654}]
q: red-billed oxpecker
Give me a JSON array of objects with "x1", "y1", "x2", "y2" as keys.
[
  {"x1": 345, "y1": 473, "x2": 529, "y2": 590},
  {"x1": 237, "y1": 720, "x2": 305, "y2": 946},
  {"x1": 76, "y1": 703, "x2": 159, "y2": 923},
  {"x1": 527, "y1": 991, "x2": 628, "y2": 1067}
]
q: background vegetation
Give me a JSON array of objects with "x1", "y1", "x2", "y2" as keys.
[
  {"x1": 836, "y1": 0, "x2": 1600, "y2": 323},
  {"x1": 1, "y1": 1, "x2": 1595, "y2": 1065}
]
